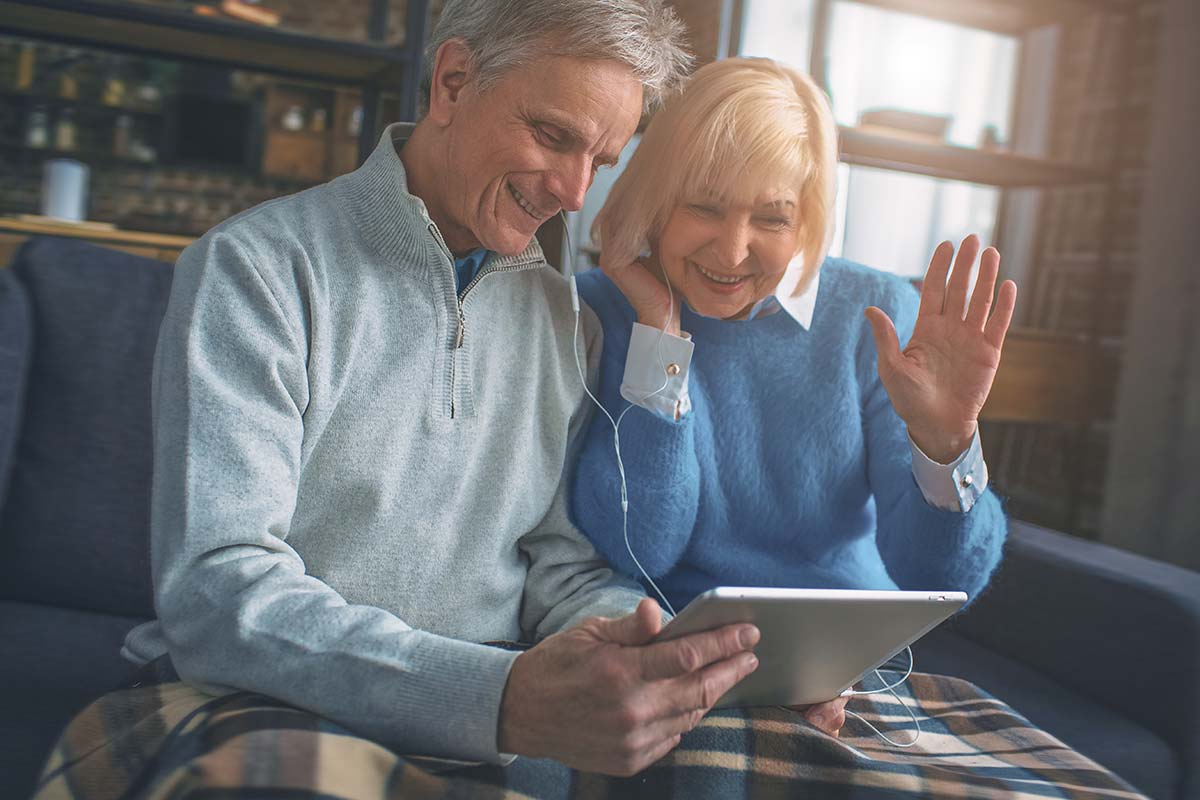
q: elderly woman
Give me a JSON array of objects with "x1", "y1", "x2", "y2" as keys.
[{"x1": 570, "y1": 57, "x2": 1015, "y2": 620}]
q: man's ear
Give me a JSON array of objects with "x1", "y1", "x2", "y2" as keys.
[{"x1": 427, "y1": 39, "x2": 474, "y2": 127}]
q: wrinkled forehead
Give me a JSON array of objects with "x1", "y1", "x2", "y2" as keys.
[
  {"x1": 504, "y1": 54, "x2": 643, "y2": 155},
  {"x1": 489, "y1": 51, "x2": 643, "y2": 113}
]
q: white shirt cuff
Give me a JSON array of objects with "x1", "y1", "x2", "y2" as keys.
[
  {"x1": 620, "y1": 322, "x2": 694, "y2": 421},
  {"x1": 908, "y1": 427, "x2": 989, "y2": 512}
]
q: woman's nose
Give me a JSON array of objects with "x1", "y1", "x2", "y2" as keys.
[{"x1": 713, "y1": 219, "x2": 752, "y2": 270}]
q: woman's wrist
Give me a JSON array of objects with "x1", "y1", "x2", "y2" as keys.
[
  {"x1": 907, "y1": 422, "x2": 976, "y2": 465},
  {"x1": 636, "y1": 313, "x2": 682, "y2": 339}
]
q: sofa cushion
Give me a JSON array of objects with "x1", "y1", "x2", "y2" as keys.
[
  {"x1": 915, "y1": 628, "x2": 1178, "y2": 800},
  {"x1": 0, "y1": 601, "x2": 146, "y2": 799},
  {"x1": 954, "y1": 520, "x2": 1200, "y2": 789},
  {"x1": 0, "y1": 237, "x2": 173, "y2": 618},
  {"x1": 0, "y1": 266, "x2": 32, "y2": 511}
]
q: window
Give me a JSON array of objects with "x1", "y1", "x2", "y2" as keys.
[{"x1": 741, "y1": 0, "x2": 1019, "y2": 277}]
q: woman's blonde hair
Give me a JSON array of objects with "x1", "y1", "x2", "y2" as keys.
[{"x1": 592, "y1": 57, "x2": 838, "y2": 295}]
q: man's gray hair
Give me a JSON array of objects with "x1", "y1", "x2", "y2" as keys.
[{"x1": 421, "y1": 0, "x2": 693, "y2": 113}]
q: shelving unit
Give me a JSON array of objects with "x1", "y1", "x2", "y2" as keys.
[
  {"x1": 838, "y1": 0, "x2": 1138, "y2": 36},
  {"x1": 803, "y1": 0, "x2": 1137, "y2": 189},
  {"x1": 837, "y1": 125, "x2": 1105, "y2": 187},
  {"x1": 780, "y1": 0, "x2": 1142, "y2": 534},
  {"x1": 0, "y1": 0, "x2": 432, "y2": 160}
]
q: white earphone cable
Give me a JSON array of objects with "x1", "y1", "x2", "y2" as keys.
[
  {"x1": 841, "y1": 646, "x2": 922, "y2": 747},
  {"x1": 564, "y1": 212, "x2": 677, "y2": 616}
]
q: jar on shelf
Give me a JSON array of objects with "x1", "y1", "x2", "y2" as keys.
[
  {"x1": 281, "y1": 105, "x2": 305, "y2": 131},
  {"x1": 26, "y1": 106, "x2": 50, "y2": 148},
  {"x1": 15, "y1": 42, "x2": 36, "y2": 91},
  {"x1": 113, "y1": 113, "x2": 133, "y2": 158},
  {"x1": 55, "y1": 108, "x2": 78, "y2": 151},
  {"x1": 59, "y1": 50, "x2": 81, "y2": 99},
  {"x1": 310, "y1": 107, "x2": 328, "y2": 133},
  {"x1": 102, "y1": 63, "x2": 127, "y2": 107}
]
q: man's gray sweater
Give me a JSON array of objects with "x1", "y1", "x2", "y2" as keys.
[{"x1": 122, "y1": 124, "x2": 645, "y2": 763}]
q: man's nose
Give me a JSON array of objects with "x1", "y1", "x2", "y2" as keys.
[
  {"x1": 547, "y1": 155, "x2": 593, "y2": 214},
  {"x1": 713, "y1": 218, "x2": 752, "y2": 270}
]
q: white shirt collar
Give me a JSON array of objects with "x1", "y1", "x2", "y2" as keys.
[{"x1": 746, "y1": 254, "x2": 819, "y2": 329}]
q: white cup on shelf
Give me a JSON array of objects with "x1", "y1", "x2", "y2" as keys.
[{"x1": 40, "y1": 159, "x2": 90, "y2": 222}]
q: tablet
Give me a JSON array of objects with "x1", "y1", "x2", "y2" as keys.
[{"x1": 655, "y1": 587, "x2": 967, "y2": 708}]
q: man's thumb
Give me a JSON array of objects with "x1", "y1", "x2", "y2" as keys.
[{"x1": 596, "y1": 598, "x2": 663, "y2": 646}]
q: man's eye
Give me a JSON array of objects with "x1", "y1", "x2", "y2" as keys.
[
  {"x1": 688, "y1": 204, "x2": 719, "y2": 216},
  {"x1": 757, "y1": 217, "x2": 790, "y2": 229},
  {"x1": 537, "y1": 125, "x2": 565, "y2": 147}
]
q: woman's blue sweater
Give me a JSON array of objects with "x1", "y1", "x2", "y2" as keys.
[{"x1": 570, "y1": 258, "x2": 1006, "y2": 612}]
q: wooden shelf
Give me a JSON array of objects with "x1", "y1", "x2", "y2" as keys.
[
  {"x1": 981, "y1": 328, "x2": 1118, "y2": 424},
  {"x1": 0, "y1": 216, "x2": 193, "y2": 266},
  {"x1": 0, "y1": 215, "x2": 192, "y2": 246},
  {"x1": 839, "y1": 0, "x2": 1141, "y2": 37},
  {"x1": 838, "y1": 126, "x2": 1106, "y2": 187},
  {"x1": 0, "y1": 88, "x2": 165, "y2": 117},
  {"x1": 0, "y1": 0, "x2": 411, "y2": 85}
]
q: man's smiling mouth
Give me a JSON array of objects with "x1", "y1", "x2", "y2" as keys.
[{"x1": 508, "y1": 182, "x2": 547, "y2": 220}]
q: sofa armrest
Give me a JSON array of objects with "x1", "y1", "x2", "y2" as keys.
[{"x1": 951, "y1": 520, "x2": 1200, "y2": 780}]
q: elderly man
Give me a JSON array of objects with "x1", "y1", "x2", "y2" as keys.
[{"x1": 31, "y1": 1, "x2": 790, "y2": 796}]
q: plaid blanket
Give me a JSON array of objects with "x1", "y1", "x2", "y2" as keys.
[{"x1": 33, "y1": 667, "x2": 1146, "y2": 800}]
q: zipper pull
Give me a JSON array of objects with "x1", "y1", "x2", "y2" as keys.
[{"x1": 455, "y1": 324, "x2": 465, "y2": 349}]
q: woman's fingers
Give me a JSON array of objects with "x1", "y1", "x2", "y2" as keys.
[
  {"x1": 918, "y1": 241, "x2": 954, "y2": 318},
  {"x1": 600, "y1": 257, "x2": 641, "y2": 294},
  {"x1": 984, "y1": 280, "x2": 1018, "y2": 349},
  {"x1": 864, "y1": 306, "x2": 901, "y2": 373},
  {"x1": 804, "y1": 696, "x2": 849, "y2": 736},
  {"x1": 965, "y1": 247, "x2": 1000, "y2": 330},
  {"x1": 943, "y1": 235, "x2": 981, "y2": 320}
]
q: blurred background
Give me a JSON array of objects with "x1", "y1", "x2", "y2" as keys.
[
  {"x1": 0, "y1": 0, "x2": 1195, "y2": 566},
  {"x1": 1, "y1": 3, "x2": 1198, "y2": 799}
]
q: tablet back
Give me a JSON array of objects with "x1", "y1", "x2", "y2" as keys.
[{"x1": 657, "y1": 587, "x2": 967, "y2": 707}]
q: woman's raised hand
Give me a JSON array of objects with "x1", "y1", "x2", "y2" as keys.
[
  {"x1": 864, "y1": 235, "x2": 1017, "y2": 464},
  {"x1": 601, "y1": 255, "x2": 684, "y2": 338}
]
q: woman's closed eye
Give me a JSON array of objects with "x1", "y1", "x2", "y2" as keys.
[
  {"x1": 687, "y1": 203, "x2": 721, "y2": 217},
  {"x1": 755, "y1": 215, "x2": 793, "y2": 230}
]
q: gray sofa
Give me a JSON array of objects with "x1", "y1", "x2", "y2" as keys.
[{"x1": 1, "y1": 236, "x2": 1197, "y2": 799}]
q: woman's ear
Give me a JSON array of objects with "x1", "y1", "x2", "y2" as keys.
[{"x1": 426, "y1": 39, "x2": 474, "y2": 127}]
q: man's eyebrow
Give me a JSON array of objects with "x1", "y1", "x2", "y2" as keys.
[
  {"x1": 538, "y1": 113, "x2": 620, "y2": 167},
  {"x1": 761, "y1": 199, "x2": 797, "y2": 209}
]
